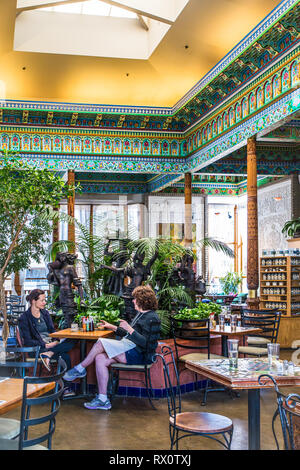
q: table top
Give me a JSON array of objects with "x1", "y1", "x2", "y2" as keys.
[
  {"x1": 0, "y1": 377, "x2": 55, "y2": 415},
  {"x1": 185, "y1": 358, "x2": 300, "y2": 390},
  {"x1": 50, "y1": 328, "x2": 114, "y2": 340},
  {"x1": 209, "y1": 325, "x2": 262, "y2": 337}
]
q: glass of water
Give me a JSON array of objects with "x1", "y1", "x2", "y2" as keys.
[
  {"x1": 227, "y1": 339, "x2": 239, "y2": 369},
  {"x1": 219, "y1": 314, "x2": 225, "y2": 330},
  {"x1": 230, "y1": 314, "x2": 237, "y2": 331},
  {"x1": 267, "y1": 343, "x2": 280, "y2": 372}
]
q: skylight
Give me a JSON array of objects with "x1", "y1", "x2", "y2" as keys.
[
  {"x1": 41, "y1": 0, "x2": 137, "y2": 19},
  {"x1": 14, "y1": 1, "x2": 190, "y2": 60}
]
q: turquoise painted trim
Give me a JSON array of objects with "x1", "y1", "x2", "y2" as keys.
[{"x1": 186, "y1": 88, "x2": 300, "y2": 173}]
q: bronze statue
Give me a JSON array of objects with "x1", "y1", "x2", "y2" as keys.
[
  {"x1": 100, "y1": 248, "x2": 158, "y2": 321},
  {"x1": 102, "y1": 239, "x2": 128, "y2": 297},
  {"x1": 176, "y1": 253, "x2": 206, "y2": 296},
  {"x1": 47, "y1": 252, "x2": 84, "y2": 328}
]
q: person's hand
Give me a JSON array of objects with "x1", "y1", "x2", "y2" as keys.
[
  {"x1": 98, "y1": 320, "x2": 117, "y2": 331},
  {"x1": 119, "y1": 320, "x2": 134, "y2": 335},
  {"x1": 45, "y1": 341, "x2": 59, "y2": 348}
]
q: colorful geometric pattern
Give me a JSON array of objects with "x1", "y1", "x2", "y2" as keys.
[{"x1": 0, "y1": 1, "x2": 299, "y2": 195}]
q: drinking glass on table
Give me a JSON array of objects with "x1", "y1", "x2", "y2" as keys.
[
  {"x1": 230, "y1": 314, "x2": 237, "y2": 331},
  {"x1": 219, "y1": 314, "x2": 225, "y2": 330},
  {"x1": 268, "y1": 343, "x2": 280, "y2": 372},
  {"x1": 227, "y1": 339, "x2": 239, "y2": 369}
]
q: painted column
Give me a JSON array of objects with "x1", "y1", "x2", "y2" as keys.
[
  {"x1": 246, "y1": 136, "x2": 259, "y2": 309},
  {"x1": 123, "y1": 203, "x2": 128, "y2": 238},
  {"x1": 67, "y1": 170, "x2": 75, "y2": 252},
  {"x1": 234, "y1": 204, "x2": 238, "y2": 273},
  {"x1": 52, "y1": 205, "x2": 59, "y2": 244},
  {"x1": 184, "y1": 172, "x2": 192, "y2": 247},
  {"x1": 139, "y1": 204, "x2": 145, "y2": 238}
]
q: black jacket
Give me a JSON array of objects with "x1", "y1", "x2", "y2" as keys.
[
  {"x1": 116, "y1": 310, "x2": 161, "y2": 363},
  {"x1": 18, "y1": 308, "x2": 56, "y2": 348}
]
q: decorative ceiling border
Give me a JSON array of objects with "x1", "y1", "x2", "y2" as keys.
[
  {"x1": 0, "y1": 153, "x2": 187, "y2": 174},
  {"x1": 0, "y1": 0, "x2": 297, "y2": 123},
  {"x1": 186, "y1": 87, "x2": 300, "y2": 173},
  {"x1": 174, "y1": 0, "x2": 299, "y2": 113}
]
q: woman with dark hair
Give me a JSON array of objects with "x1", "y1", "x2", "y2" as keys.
[
  {"x1": 18, "y1": 289, "x2": 76, "y2": 371},
  {"x1": 63, "y1": 285, "x2": 161, "y2": 410}
]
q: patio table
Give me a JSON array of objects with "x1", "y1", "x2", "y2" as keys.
[
  {"x1": 50, "y1": 328, "x2": 113, "y2": 399},
  {"x1": 209, "y1": 325, "x2": 262, "y2": 356},
  {"x1": 185, "y1": 357, "x2": 300, "y2": 450},
  {"x1": 0, "y1": 377, "x2": 55, "y2": 415}
]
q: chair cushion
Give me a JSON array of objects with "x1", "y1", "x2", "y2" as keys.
[
  {"x1": 238, "y1": 346, "x2": 268, "y2": 356},
  {"x1": 0, "y1": 418, "x2": 20, "y2": 439},
  {"x1": 170, "y1": 412, "x2": 233, "y2": 433},
  {"x1": 0, "y1": 438, "x2": 47, "y2": 450},
  {"x1": 179, "y1": 353, "x2": 226, "y2": 362},
  {"x1": 247, "y1": 337, "x2": 271, "y2": 345},
  {"x1": 110, "y1": 362, "x2": 153, "y2": 370}
]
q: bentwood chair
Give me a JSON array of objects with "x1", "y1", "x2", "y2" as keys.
[
  {"x1": 108, "y1": 319, "x2": 161, "y2": 409},
  {"x1": 170, "y1": 316, "x2": 226, "y2": 405},
  {"x1": 0, "y1": 345, "x2": 40, "y2": 441},
  {"x1": 259, "y1": 374, "x2": 300, "y2": 450},
  {"x1": 155, "y1": 345, "x2": 233, "y2": 450},
  {"x1": 0, "y1": 357, "x2": 67, "y2": 450},
  {"x1": 239, "y1": 309, "x2": 281, "y2": 357}
]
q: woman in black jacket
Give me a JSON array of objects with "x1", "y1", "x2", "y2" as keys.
[
  {"x1": 63, "y1": 285, "x2": 161, "y2": 410},
  {"x1": 18, "y1": 289, "x2": 76, "y2": 370}
]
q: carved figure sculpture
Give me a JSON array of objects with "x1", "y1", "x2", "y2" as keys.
[{"x1": 47, "y1": 252, "x2": 84, "y2": 328}]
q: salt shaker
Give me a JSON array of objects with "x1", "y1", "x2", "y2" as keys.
[
  {"x1": 283, "y1": 360, "x2": 289, "y2": 375},
  {"x1": 288, "y1": 361, "x2": 294, "y2": 375}
]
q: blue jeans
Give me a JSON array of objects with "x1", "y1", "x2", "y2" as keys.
[{"x1": 41, "y1": 339, "x2": 77, "y2": 370}]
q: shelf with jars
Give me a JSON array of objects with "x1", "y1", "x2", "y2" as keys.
[{"x1": 260, "y1": 255, "x2": 300, "y2": 316}]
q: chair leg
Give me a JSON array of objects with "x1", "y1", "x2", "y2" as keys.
[
  {"x1": 108, "y1": 369, "x2": 119, "y2": 403},
  {"x1": 201, "y1": 379, "x2": 209, "y2": 406},
  {"x1": 145, "y1": 368, "x2": 156, "y2": 409}
]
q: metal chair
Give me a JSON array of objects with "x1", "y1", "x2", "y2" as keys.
[
  {"x1": 258, "y1": 374, "x2": 300, "y2": 450},
  {"x1": 0, "y1": 345, "x2": 40, "y2": 441},
  {"x1": 155, "y1": 345, "x2": 233, "y2": 450},
  {"x1": 108, "y1": 320, "x2": 160, "y2": 409},
  {"x1": 170, "y1": 316, "x2": 226, "y2": 405},
  {"x1": 0, "y1": 357, "x2": 67, "y2": 450},
  {"x1": 239, "y1": 309, "x2": 281, "y2": 357}
]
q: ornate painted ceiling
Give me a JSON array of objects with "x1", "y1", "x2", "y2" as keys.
[{"x1": 0, "y1": 0, "x2": 299, "y2": 196}]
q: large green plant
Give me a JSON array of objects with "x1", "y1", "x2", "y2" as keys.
[
  {"x1": 174, "y1": 302, "x2": 223, "y2": 321},
  {"x1": 0, "y1": 151, "x2": 76, "y2": 346},
  {"x1": 73, "y1": 294, "x2": 124, "y2": 326},
  {"x1": 282, "y1": 217, "x2": 300, "y2": 238},
  {"x1": 219, "y1": 272, "x2": 243, "y2": 295}
]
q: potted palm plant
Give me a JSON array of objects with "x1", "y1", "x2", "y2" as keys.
[{"x1": 282, "y1": 217, "x2": 300, "y2": 239}]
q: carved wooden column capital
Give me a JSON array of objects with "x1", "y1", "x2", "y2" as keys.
[
  {"x1": 184, "y1": 172, "x2": 192, "y2": 248},
  {"x1": 67, "y1": 170, "x2": 75, "y2": 253}
]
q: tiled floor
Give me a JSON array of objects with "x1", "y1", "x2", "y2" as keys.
[{"x1": 3, "y1": 349, "x2": 299, "y2": 450}]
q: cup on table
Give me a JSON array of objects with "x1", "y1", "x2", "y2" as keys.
[
  {"x1": 230, "y1": 314, "x2": 237, "y2": 331},
  {"x1": 227, "y1": 339, "x2": 239, "y2": 369},
  {"x1": 219, "y1": 314, "x2": 225, "y2": 330},
  {"x1": 267, "y1": 343, "x2": 280, "y2": 372},
  {"x1": 71, "y1": 323, "x2": 79, "y2": 332}
]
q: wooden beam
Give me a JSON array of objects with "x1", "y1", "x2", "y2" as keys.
[
  {"x1": 184, "y1": 172, "x2": 192, "y2": 248},
  {"x1": 98, "y1": 0, "x2": 174, "y2": 25},
  {"x1": 246, "y1": 136, "x2": 260, "y2": 310},
  {"x1": 16, "y1": 0, "x2": 89, "y2": 15},
  {"x1": 137, "y1": 14, "x2": 148, "y2": 31}
]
